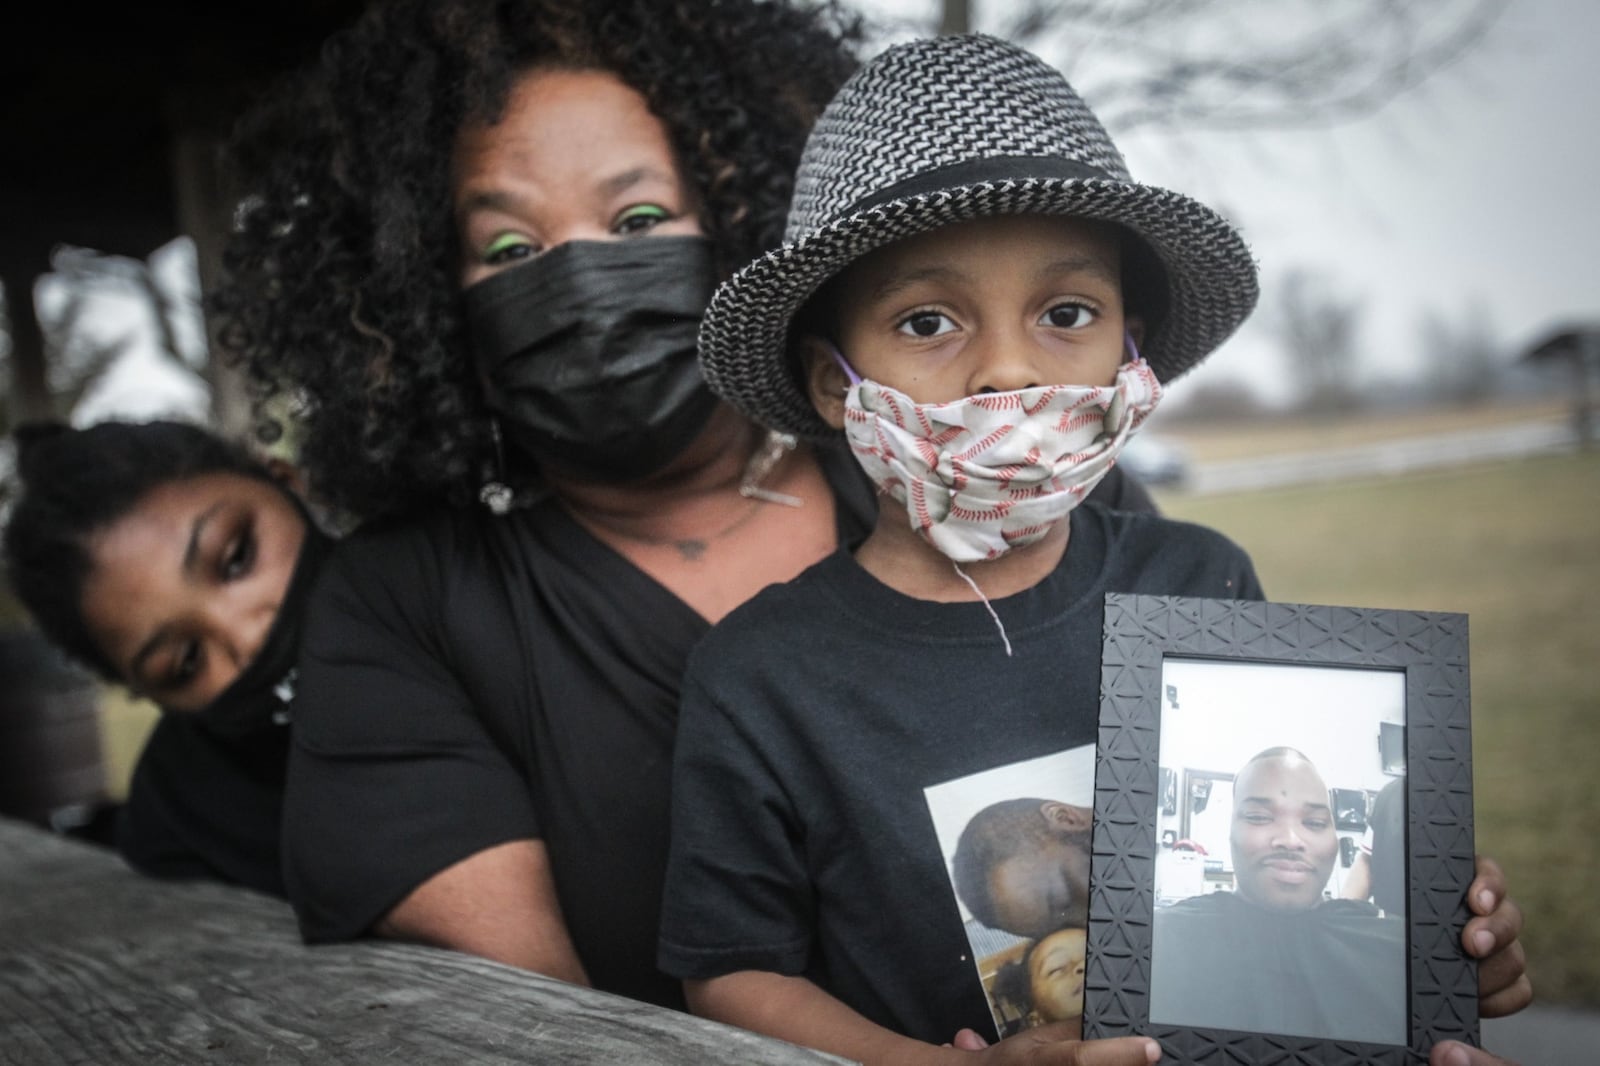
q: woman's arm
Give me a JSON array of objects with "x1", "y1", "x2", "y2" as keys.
[{"x1": 374, "y1": 838, "x2": 589, "y2": 985}]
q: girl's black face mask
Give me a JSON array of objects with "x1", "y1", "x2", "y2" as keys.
[
  {"x1": 463, "y1": 235, "x2": 720, "y2": 482},
  {"x1": 191, "y1": 521, "x2": 331, "y2": 742}
]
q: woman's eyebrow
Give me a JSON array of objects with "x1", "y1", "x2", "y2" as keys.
[
  {"x1": 598, "y1": 164, "x2": 675, "y2": 200},
  {"x1": 183, "y1": 502, "x2": 227, "y2": 575},
  {"x1": 457, "y1": 166, "x2": 674, "y2": 221},
  {"x1": 126, "y1": 502, "x2": 226, "y2": 682},
  {"x1": 128, "y1": 632, "x2": 170, "y2": 688},
  {"x1": 455, "y1": 187, "x2": 523, "y2": 220}
]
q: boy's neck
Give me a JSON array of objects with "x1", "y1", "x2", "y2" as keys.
[{"x1": 852, "y1": 507, "x2": 1071, "y2": 602}]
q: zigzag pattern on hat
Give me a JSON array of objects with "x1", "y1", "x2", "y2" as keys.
[
  {"x1": 789, "y1": 35, "x2": 1131, "y2": 240},
  {"x1": 700, "y1": 34, "x2": 1260, "y2": 441}
]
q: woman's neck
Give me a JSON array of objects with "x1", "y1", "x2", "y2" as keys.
[
  {"x1": 853, "y1": 508, "x2": 1072, "y2": 602},
  {"x1": 544, "y1": 403, "x2": 768, "y2": 542},
  {"x1": 544, "y1": 404, "x2": 839, "y2": 625}
]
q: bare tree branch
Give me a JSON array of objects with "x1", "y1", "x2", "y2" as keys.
[
  {"x1": 913, "y1": 0, "x2": 1508, "y2": 136},
  {"x1": 1275, "y1": 267, "x2": 1364, "y2": 413}
]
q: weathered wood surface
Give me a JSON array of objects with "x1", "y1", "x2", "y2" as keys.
[{"x1": 0, "y1": 818, "x2": 852, "y2": 1065}]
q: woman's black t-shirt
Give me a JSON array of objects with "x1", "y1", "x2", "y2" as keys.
[
  {"x1": 119, "y1": 715, "x2": 291, "y2": 898},
  {"x1": 281, "y1": 448, "x2": 1150, "y2": 1009}
]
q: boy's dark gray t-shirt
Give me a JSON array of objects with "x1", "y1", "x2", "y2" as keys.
[{"x1": 658, "y1": 503, "x2": 1263, "y2": 1043}]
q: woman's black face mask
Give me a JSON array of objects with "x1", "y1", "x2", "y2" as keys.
[
  {"x1": 193, "y1": 523, "x2": 331, "y2": 742},
  {"x1": 463, "y1": 235, "x2": 720, "y2": 482}
]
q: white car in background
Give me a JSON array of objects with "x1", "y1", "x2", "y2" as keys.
[{"x1": 1120, "y1": 432, "x2": 1193, "y2": 489}]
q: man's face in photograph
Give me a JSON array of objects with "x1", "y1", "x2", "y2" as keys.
[
  {"x1": 1229, "y1": 754, "x2": 1338, "y2": 910},
  {"x1": 985, "y1": 801, "x2": 1092, "y2": 938}
]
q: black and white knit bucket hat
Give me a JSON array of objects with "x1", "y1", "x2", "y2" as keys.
[{"x1": 699, "y1": 33, "x2": 1260, "y2": 440}]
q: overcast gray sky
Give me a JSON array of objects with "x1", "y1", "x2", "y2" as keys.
[
  {"x1": 27, "y1": 0, "x2": 1599, "y2": 424},
  {"x1": 857, "y1": 0, "x2": 1600, "y2": 406}
]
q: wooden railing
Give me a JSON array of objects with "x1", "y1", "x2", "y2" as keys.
[{"x1": 0, "y1": 817, "x2": 851, "y2": 1065}]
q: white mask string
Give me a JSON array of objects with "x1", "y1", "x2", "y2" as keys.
[{"x1": 951, "y1": 562, "x2": 1013, "y2": 657}]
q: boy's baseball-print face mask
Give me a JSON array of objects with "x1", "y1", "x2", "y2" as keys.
[{"x1": 832, "y1": 338, "x2": 1161, "y2": 564}]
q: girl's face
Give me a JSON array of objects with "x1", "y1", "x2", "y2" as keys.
[
  {"x1": 452, "y1": 67, "x2": 703, "y2": 287},
  {"x1": 78, "y1": 473, "x2": 307, "y2": 713},
  {"x1": 1028, "y1": 926, "x2": 1088, "y2": 1023}
]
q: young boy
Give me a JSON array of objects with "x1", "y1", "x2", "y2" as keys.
[
  {"x1": 657, "y1": 34, "x2": 1259, "y2": 1066},
  {"x1": 658, "y1": 33, "x2": 1521, "y2": 1066}
]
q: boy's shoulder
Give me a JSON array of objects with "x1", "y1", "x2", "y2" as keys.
[
  {"x1": 1096, "y1": 503, "x2": 1246, "y2": 552},
  {"x1": 1084, "y1": 503, "x2": 1262, "y2": 599},
  {"x1": 687, "y1": 547, "x2": 856, "y2": 668}
]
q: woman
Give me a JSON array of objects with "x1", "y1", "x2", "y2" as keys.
[
  {"x1": 3, "y1": 420, "x2": 330, "y2": 896},
  {"x1": 215, "y1": 0, "x2": 888, "y2": 1011},
  {"x1": 213, "y1": 0, "x2": 1526, "y2": 1037}
]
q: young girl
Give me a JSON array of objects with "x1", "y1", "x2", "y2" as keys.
[{"x1": 4, "y1": 420, "x2": 330, "y2": 895}]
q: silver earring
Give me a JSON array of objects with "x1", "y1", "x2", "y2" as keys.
[{"x1": 479, "y1": 418, "x2": 515, "y2": 515}]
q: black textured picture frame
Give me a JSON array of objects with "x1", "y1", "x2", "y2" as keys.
[{"x1": 1086, "y1": 594, "x2": 1478, "y2": 1063}]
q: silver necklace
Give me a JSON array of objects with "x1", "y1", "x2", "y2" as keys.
[
  {"x1": 480, "y1": 429, "x2": 801, "y2": 517},
  {"x1": 739, "y1": 431, "x2": 802, "y2": 507}
]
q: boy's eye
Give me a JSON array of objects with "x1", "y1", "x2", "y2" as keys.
[
  {"x1": 613, "y1": 204, "x2": 671, "y2": 235},
  {"x1": 482, "y1": 232, "x2": 537, "y2": 265},
  {"x1": 896, "y1": 311, "x2": 957, "y2": 338},
  {"x1": 1040, "y1": 302, "x2": 1096, "y2": 329}
]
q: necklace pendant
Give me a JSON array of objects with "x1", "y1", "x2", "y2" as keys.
[
  {"x1": 739, "y1": 484, "x2": 803, "y2": 507},
  {"x1": 480, "y1": 480, "x2": 515, "y2": 515},
  {"x1": 738, "y1": 430, "x2": 801, "y2": 507}
]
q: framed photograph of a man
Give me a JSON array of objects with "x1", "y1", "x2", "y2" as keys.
[{"x1": 1087, "y1": 594, "x2": 1476, "y2": 1064}]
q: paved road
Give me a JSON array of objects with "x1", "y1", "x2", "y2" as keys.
[
  {"x1": 1184, "y1": 420, "x2": 1582, "y2": 496},
  {"x1": 1483, "y1": 1002, "x2": 1598, "y2": 1063}
]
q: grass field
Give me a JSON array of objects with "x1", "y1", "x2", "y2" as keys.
[
  {"x1": 1158, "y1": 448, "x2": 1600, "y2": 1008},
  {"x1": 1160, "y1": 396, "x2": 1574, "y2": 462}
]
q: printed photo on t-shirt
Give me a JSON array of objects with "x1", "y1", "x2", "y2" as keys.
[{"x1": 925, "y1": 744, "x2": 1096, "y2": 1038}]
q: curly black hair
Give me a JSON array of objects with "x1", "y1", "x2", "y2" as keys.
[{"x1": 213, "y1": 0, "x2": 862, "y2": 522}]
